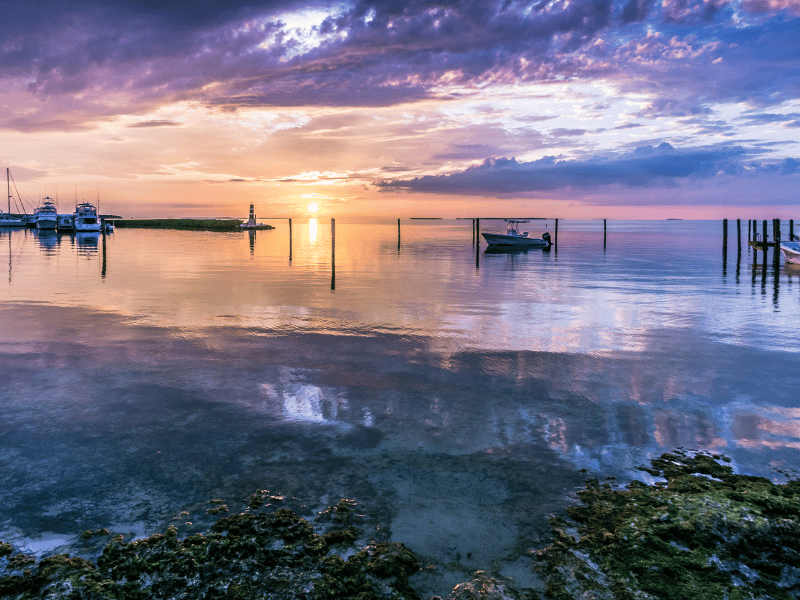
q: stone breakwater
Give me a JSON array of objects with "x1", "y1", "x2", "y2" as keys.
[{"x1": 1, "y1": 451, "x2": 799, "y2": 600}]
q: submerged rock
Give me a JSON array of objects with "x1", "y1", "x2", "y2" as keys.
[{"x1": 534, "y1": 450, "x2": 800, "y2": 599}]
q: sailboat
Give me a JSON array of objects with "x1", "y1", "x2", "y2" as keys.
[{"x1": 0, "y1": 169, "x2": 25, "y2": 227}]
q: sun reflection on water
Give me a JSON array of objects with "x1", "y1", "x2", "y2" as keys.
[{"x1": 308, "y1": 218, "x2": 317, "y2": 243}]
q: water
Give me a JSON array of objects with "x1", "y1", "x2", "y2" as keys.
[{"x1": 1, "y1": 219, "x2": 799, "y2": 593}]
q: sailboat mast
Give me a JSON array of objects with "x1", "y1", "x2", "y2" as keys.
[{"x1": 7, "y1": 168, "x2": 10, "y2": 213}]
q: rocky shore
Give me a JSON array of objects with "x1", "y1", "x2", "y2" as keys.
[{"x1": 1, "y1": 451, "x2": 798, "y2": 599}]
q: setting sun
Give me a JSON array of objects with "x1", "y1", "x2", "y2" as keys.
[{"x1": 307, "y1": 201, "x2": 319, "y2": 213}]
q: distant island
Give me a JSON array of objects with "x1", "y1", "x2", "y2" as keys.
[{"x1": 114, "y1": 219, "x2": 273, "y2": 231}]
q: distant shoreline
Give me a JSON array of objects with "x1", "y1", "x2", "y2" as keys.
[{"x1": 113, "y1": 219, "x2": 273, "y2": 231}]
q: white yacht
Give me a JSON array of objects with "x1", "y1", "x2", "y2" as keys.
[
  {"x1": 482, "y1": 220, "x2": 552, "y2": 248},
  {"x1": 73, "y1": 202, "x2": 101, "y2": 232},
  {"x1": 34, "y1": 197, "x2": 58, "y2": 230}
]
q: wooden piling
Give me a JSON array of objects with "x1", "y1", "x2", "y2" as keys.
[
  {"x1": 736, "y1": 219, "x2": 741, "y2": 250},
  {"x1": 476, "y1": 219, "x2": 480, "y2": 245},
  {"x1": 747, "y1": 219, "x2": 751, "y2": 243},
  {"x1": 289, "y1": 218, "x2": 292, "y2": 261},
  {"x1": 603, "y1": 219, "x2": 607, "y2": 248},
  {"x1": 397, "y1": 218, "x2": 401, "y2": 251},
  {"x1": 722, "y1": 219, "x2": 728, "y2": 255},
  {"x1": 753, "y1": 219, "x2": 757, "y2": 243},
  {"x1": 791, "y1": 219, "x2": 795, "y2": 241},
  {"x1": 774, "y1": 219, "x2": 781, "y2": 266},
  {"x1": 555, "y1": 218, "x2": 558, "y2": 251},
  {"x1": 331, "y1": 218, "x2": 335, "y2": 290},
  {"x1": 763, "y1": 220, "x2": 768, "y2": 270}
]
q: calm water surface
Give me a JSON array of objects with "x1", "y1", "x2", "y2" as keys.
[{"x1": 1, "y1": 219, "x2": 799, "y2": 593}]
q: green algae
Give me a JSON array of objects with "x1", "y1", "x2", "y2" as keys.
[
  {"x1": 3, "y1": 453, "x2": 799, "y2": 600},
  {"x1": 0, "y1": 500, "x2": 420, "y2": 600},
  {"x1": 534, "y1": 450, "x2": 800, "y2": 600}
]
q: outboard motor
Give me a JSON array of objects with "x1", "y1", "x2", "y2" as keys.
[{"x1": 542, "y1": 231, "x2": 551, "y2": 246}]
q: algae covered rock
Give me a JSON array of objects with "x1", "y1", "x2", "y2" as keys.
[
  {"x1": 0, "y1": 501, "x2": 420, "y2": 600},
  {"x1": 444, "y1": 570, "x2": 527, "y2": 600},
  {"x1": 534, "y1": 450, "x2": 800, "y2": 600}
]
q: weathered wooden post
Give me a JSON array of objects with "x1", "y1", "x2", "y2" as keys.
[
  {"x1": 603, "y1": 219, "x2": 607, "y2": 249},
  {"x1": 397, "y1": 218, "x2": 401, "y2": 251},
  {"x1": 774, "y1": 219, "x2": 781, "y2": 267},
  {"x1": 753, "y1": 219, "x2": 757, "y2": 243},
  {"x1": 791, "y1": 219, "x2": 795, "y2": 241},
  {"x1": 737, "y1": 219, "x2": 741, "y2": 251},
  {"x1": 763, "y1": 220, "x2": 768, "y2": 270},
  {"x1": 747, "y1": 219, "x2": 751, "y2": 243},
  {"x1": 472, "y1": 218, "x2": 475, "y2": 245},
  {"x1": 476, "y1": 219, "x2": 480, "y2": 245},
  {"x1": 331, "y1": 218, "x2": 335, "y2": 290},
  {"x1": 289, "y1": 218, "x2": 292, "y2": 261},
  {"x1": 722, "y1": 219, "x2": 728, "y2": 256},
  {"x1": 555, "y1": 218, "x2": 559, "y2": 251}
]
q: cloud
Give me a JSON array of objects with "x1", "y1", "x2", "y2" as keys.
[
  {"x1": 0, "y1": 0, "x2": 797, "y2": 148},
  {"x1": 127, "y1": 119, "x2": 182, "y2": 128},
  {"x1": 377, "y1": 142, "x2": 798, "y2": 197}
]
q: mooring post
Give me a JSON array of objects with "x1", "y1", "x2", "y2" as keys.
[
  {"x1": 476, "y1": 219, "x2": 480, "y2": 245},
  {"x1": 790, "y1": 218, "x2": 795, "y2": 241},
  {"x1": 604, "y1": 219, "x2": 607, "y2": 249},
  {"x1": 763, "y1": 220, "x2": 768, "y2": 270},
  {"x1": 397, "y1": 218, "x2": 401, "y2": 251},
  {"x1": 774, "y1": 219, "x2": 781, "y2": 267},
  {"x1": 555, "y1": 218, "x2": 558, "y2": 251},
  {"x1": 753, "y1": 219, "x2": 757, "y2": 243},
  {"x1": 472, "y1": 218, "x2": 475, "y2": 245},
  {"x1": 748, "y1": 219, "x2": 751, "y2": 243},
  {"x1": 289, "y1": 218, "x2": 292, "y2": 261},
  {"x1": 737, "y1": 219, "x2": 741, "y2": 251},
  {"x1": 331, "y1": 218, "x2": 335, "y2": 290},
  {"x1": 722, "y1": 219, "x2": 728, "y2": 255}
]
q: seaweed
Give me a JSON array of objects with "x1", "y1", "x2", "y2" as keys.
[
  {"x1": 535, "y1": 450, "x2": 800, "y2": 600},
  {"x1": 0, "y1": 501, "x2": 419, "y2": 600}
]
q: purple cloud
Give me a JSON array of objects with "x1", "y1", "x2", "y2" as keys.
[
  {"x1": 0, "y1": 0, "x2": 796, "y2": 136},
  {"x1": 376, "y1": 142, "x2": 799, "y2": 196}
]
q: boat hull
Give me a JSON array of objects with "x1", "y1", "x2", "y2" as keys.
[
  {"x1": 36, "y1": 217, "x2": 58, "y2": 230},
  {"x1": 780, "y1": 242, "x2": 800, "y2": 265},
  {"x1": 0, "y1": 217, "x2": 25, "y2": 227},
  {"x1": 482, "y1": 232, "x2": 550, "y2": 248}
]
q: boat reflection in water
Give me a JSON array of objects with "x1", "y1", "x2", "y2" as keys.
[
  {"x1": 34, "y1": 229, "x2": 60, "y2": 254},
  {"x1": 76, "y1": 231, "x2": 100, "y2": 255}
]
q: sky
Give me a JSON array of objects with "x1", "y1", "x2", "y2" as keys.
[{"x1": 0, "y1": 0, "x2": 799, "y2": 219}]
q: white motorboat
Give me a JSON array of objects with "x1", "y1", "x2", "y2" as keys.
[
  {"x1": 34, "y1": 197, "x2": 58, "y2": 230},
  {"x1": 73, "y1": 202, "x2": 101, "y2": 232},
  {"x1": 482, "y1": 220, "x2": 552, "y2": 248},
  {"x1": 780, "y1": 241, "x2": 800, "y2": 265}
]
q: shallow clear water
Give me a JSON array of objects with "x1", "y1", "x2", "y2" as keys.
[{"x1": 1, "y1": 219, "x2": 799, "y2": 593}]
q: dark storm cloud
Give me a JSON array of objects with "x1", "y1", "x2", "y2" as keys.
[{"x1": 377, "y1": 142, "x2": 797, "y2": 195}]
